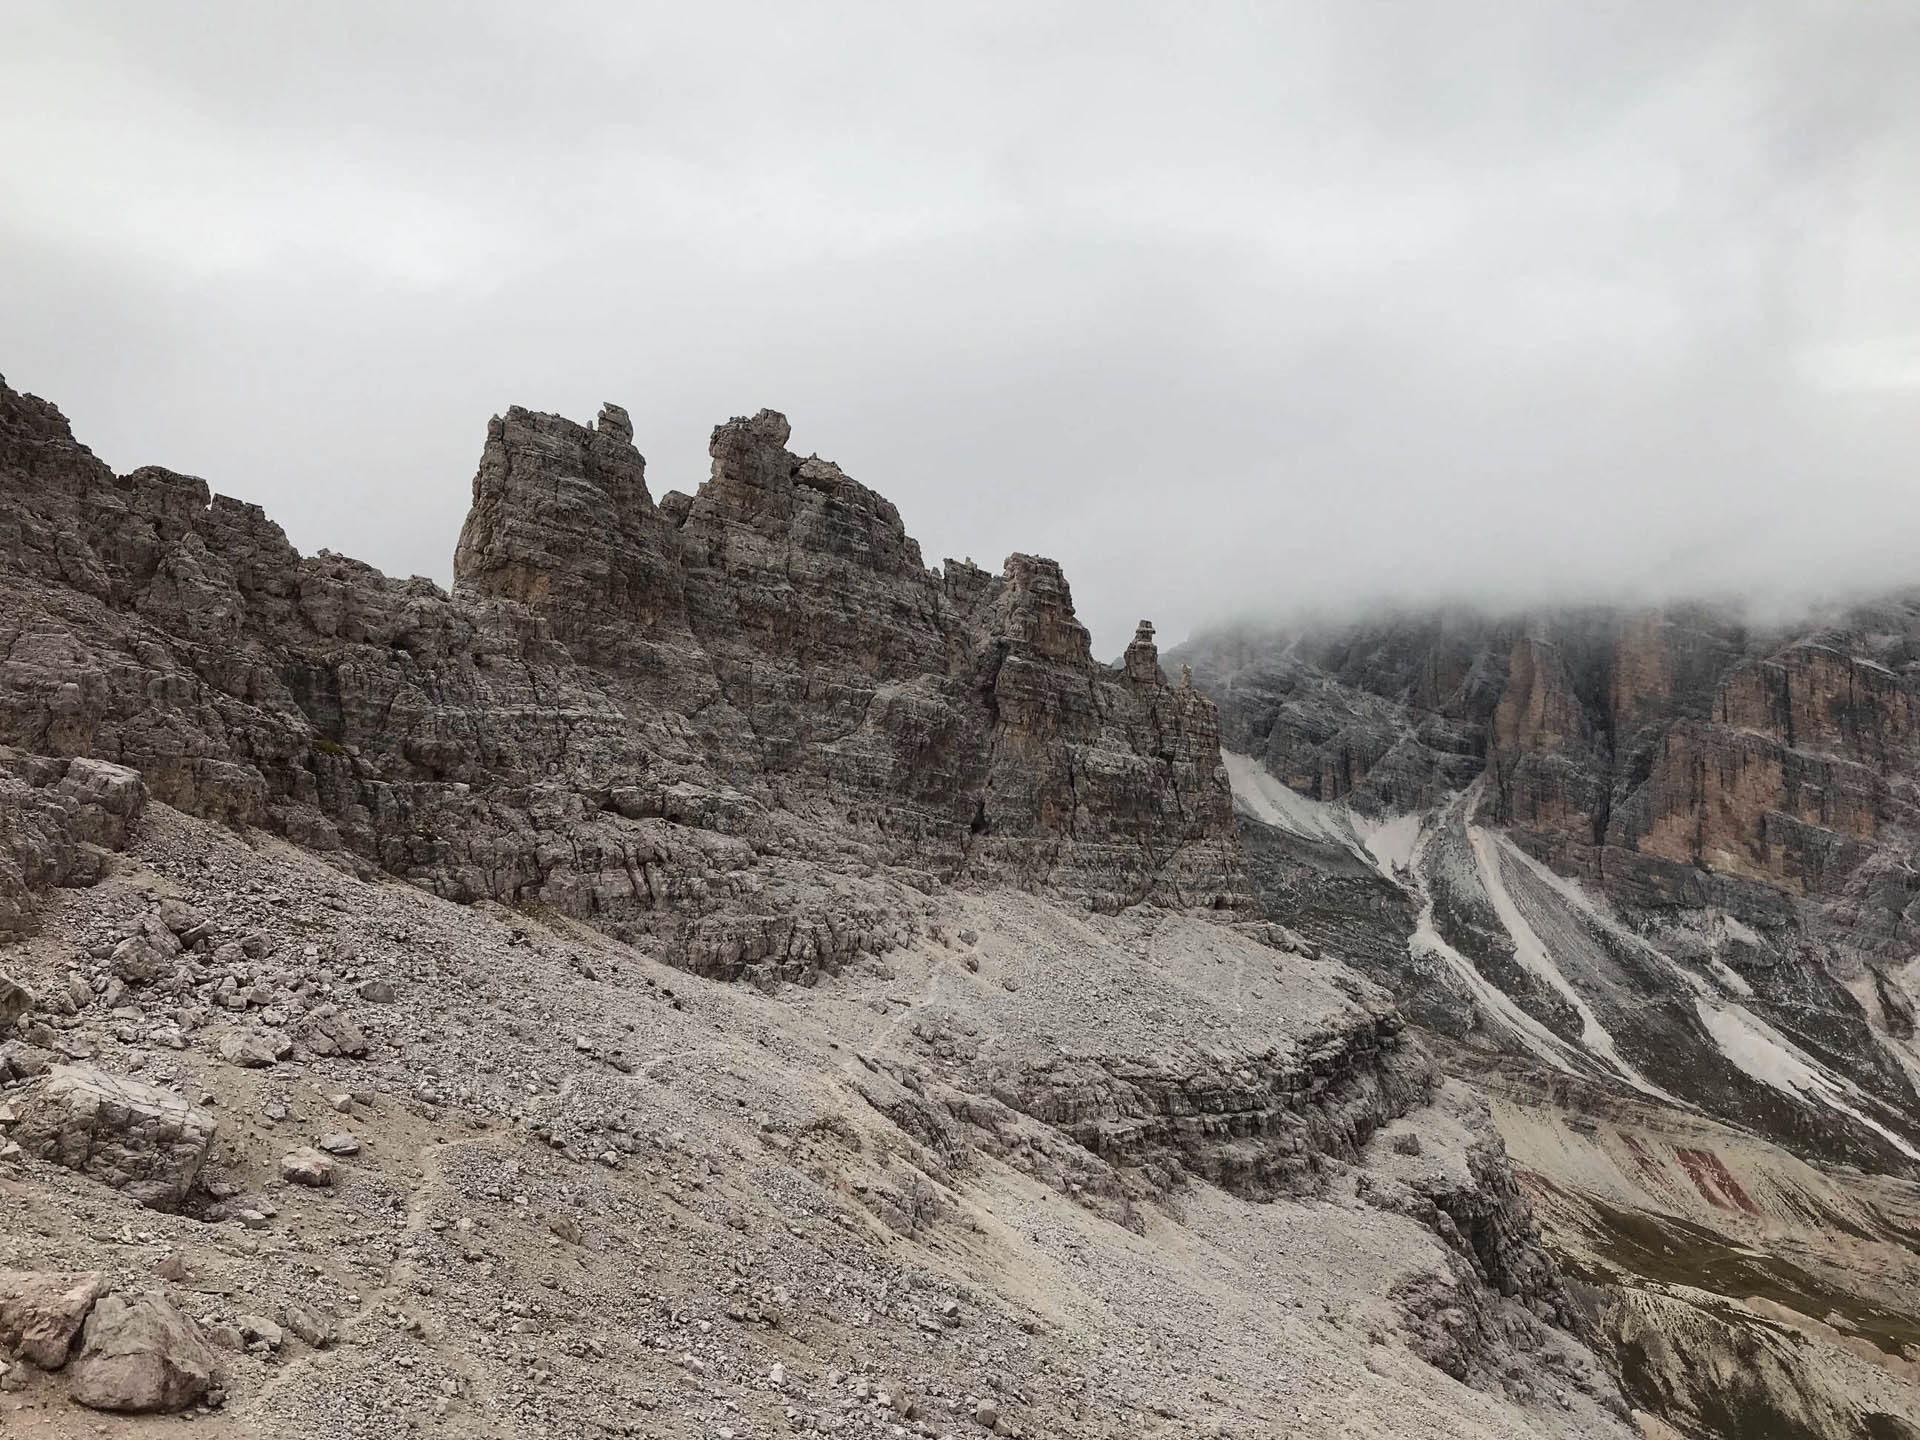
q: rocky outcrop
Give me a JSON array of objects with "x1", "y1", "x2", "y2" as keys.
[
  {"x1": 1592, "y1": 1288, "x2": 1895, "y2": 1440},
  {"x1": 0, "y1": 375, "x2": 1250, "y2": 985},
  {"x1": 0, "y1": 1269, "x2": 107, "y2": 1369},
  {"x1": 1000, "y1": 1009, "x2": 1429, "y2": 1200},
  {"x1": 0, "y1": 748, "x2": 144, "y2": 938},
  {"x1": 11, "y1": 1065, "x2": 216, "y2": 1210},
  {"x1": 454, "y1": 404, "x2": 1249, "y2": 916}
]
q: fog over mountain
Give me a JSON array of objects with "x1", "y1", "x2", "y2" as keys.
[{"x1": 5, "y1": 0, "x2": 1918, "y2": 652}]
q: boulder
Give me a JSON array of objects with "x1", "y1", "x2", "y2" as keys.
[
  {"x1": 218, "y1": 1026, "x2": 292, "y2": 1068},
  {"x1": 9, "y1": 1066, "x2": 216, "y2": 1210},
  {"x1": 67, "y1": 1293, "x2": 215, "y2": 1413},
  {"x1": 109, "y1": 934, "x2": 177, "y2": 986},
  {"x1": 155, "y1": 898, "x2": 212, "y2": 945},
  {"x1": 0, "y1": 1269, "x2": 107, "y2": 1368},
  {"x1": 279, "y1": 1147, "x2": 334, "y2": 1187},
  {"x1": 282, "y1": 1304, "x2": 335, "y2": 1349},
  {"x1": 0, "y1": 1040, "x2": 53, "y2": 1080},
  {"x1": 0, "y1": 973, "x2": 31, "y2": 1030},
  {"x1": 300, "y1": 1004, "x2": 368, "y2": 1058}
]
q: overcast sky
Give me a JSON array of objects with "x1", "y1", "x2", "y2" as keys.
[{"x1": 5, "y1": 1, "x2": 1919, "y2": 653}]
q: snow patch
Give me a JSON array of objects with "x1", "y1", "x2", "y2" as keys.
[
  {"x1": 1359, "y1": 811, "x2": 1424, "y2": 877},
  {"x1": 1696, "y1": 999, "x2": 1920, "y2": 1162},
  {"x1": 1468, "y1": 828, "x2": 1676, "y2": 1102},
  {"x1": 1706, "y1": 955, "x2": 1754, "y2": 998},
  {"x1": 1222, "y1": 752, "x2": 1367, "y2": 857},
  {"x1": 1404, "y1": 817, "x2": 1598, "y2": 1076},
  {"x1": 1716, "y1": 911, "x2": 1769, "y2": 950}
]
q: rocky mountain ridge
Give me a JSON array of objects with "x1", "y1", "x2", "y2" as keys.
[{"x1": 0, "y1": 377, "x2": 1249, "y2": 984}]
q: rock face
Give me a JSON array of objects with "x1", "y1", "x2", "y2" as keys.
[
  {"x1": 1178, "y1": 609, "x2": 1920, "y2": 1164},
  {"x1": 0, "y1": 1269, "x2": 107, "y2": 1368},
  {"x1": 452, "y1": 404, "x2": 1249, "y2": 918},
  {"x1": 0, "y1": 376, "x2": 1249, "y2": 983},
  {"x1": 11, "y1": 1064, "x2": 216, "y2": 1210},
  {"x1": 1178, "y1": 607, "x2": 1920, "y2": 1440},
  {"x1": 66, "y1": 1292, "x2": 215, "y2": 1413},
  {"x1": 0, "y1": 748, "x2": 144, "y2": 938},
  {"x1": 1179, "y1": 603, "x2": 1920, "y2": 934}
]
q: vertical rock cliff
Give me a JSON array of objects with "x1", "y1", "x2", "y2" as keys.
[{"x1": 1177, "y1": 603, "x2": 1920, "y2": 1440}]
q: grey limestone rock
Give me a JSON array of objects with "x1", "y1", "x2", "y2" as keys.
[
  {"x1": 279, "y1": 1146, "x2": 334, "y2": 1186},
  {"x1": 0, "y1": 1269, "x2": 108, "y2": 1368},
  {"x1": 0, "y1": 973, "x2": 32, "y2": 1030},
  {"x1": 9, "y1": 1066, "x2": 215, "y2": 1211},
  {"x1": 67, "y1": 1293, "x2": 215, "y2": 1413},
  {"x1": 0, "y1": 748, "x2": 145, "y2": 939},
  {"x1": 0, "y1": 376, "x2": 1251, "y2": 985},
  {"x1": 217, "y1": 1027, "x2": 292, "y2": 1068},
  {"x1": 298, "y1": 1004, "x2": 367, "y2": 1057}
]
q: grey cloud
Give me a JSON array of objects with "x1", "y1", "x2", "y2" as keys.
[{"x1": 4, "y1": 0, "x2": 1918, "y2": 654}]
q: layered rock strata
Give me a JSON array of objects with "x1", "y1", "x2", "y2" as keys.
[
  {"x1": 1177, "y1": 606, "x2": 1920, "y2": 1162},
  {"x1": 1178, "y1": 604, "x2": 1920, "y2": 944},
  {"x1": 998, "y1": 1007, "x2": 1427, "y2": 1200},
  {"x1": 0, "y1": 377, "x2": 1250, "y2": 982}
]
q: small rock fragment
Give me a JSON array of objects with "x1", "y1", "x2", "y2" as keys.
[{"x1": 282, "y1": 1305, "x2": 334, "y2": 1349}]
